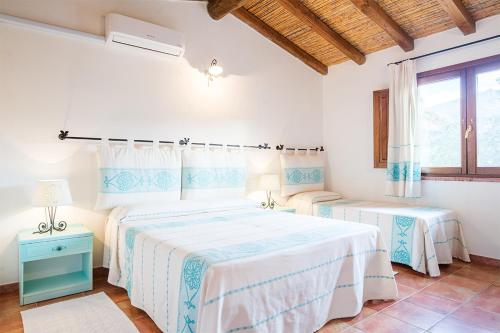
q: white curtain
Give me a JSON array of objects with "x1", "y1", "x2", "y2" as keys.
[{"x1": 385, "y1": 60, "x2": 421, "y2": 198}]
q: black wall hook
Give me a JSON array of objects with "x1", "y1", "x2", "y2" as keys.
[
  {"x1": 179, "y1": 137, "x2": 190, "y2": 145},
  {"x1": 59, "y1": 130, "x2": 69, "y2": 140}
]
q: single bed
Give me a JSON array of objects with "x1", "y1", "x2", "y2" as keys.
[
  {"x1": 103, "y1": 199, "x2": 397, "y2": 333},
  {"x1": 286, "y1": 193, "x2": 470, "y2": 277}
]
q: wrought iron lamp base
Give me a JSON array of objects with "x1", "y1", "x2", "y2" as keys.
[
  {"x1": 33, "y1": 206, "x2": 67, "y2": 235},
  {"x1": 261, "y1": 190, "x2": 278, "y2": 209},
  {"x1": 33, "y1": 220, "x2": 67, "y2": 235}
]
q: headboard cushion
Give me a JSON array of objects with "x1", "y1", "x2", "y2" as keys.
[
  {"x1": 181, "y1": 149, "x2": 247, "y2": 200},
  {"x1": 280, "y1": 152, "x2": 325, "y2": 197},
  {"x1": 95, "y1": 141, "x2": 181, "y2": 210}
]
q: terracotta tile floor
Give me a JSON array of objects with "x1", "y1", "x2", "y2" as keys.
[{"x1": 0, "y1": 261, "x2": 499, "y2": 333}]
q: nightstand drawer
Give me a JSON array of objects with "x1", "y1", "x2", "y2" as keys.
[{"x1": 20, "y1": 236, "x2": 92, "y2": 262}]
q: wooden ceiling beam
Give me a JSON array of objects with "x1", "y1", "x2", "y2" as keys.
[
  {"x1": 349, "y1": 0, "x2": 414, "y2": 52},
  {"x1": 435, "y1": 0, "x2": 476, "y2": 35},
  {"x1": 276, "y1": 0, "x2": 365, "y2": 65},
  {"x1": 207, "y1": 0, "x2": 249, "y2": 20},
  {"x1": 351, "y1": 0, "x2": 414, "y2": 52},
  {"x1": 232, "y1": 8, "x2": 328, "y2": 75}
]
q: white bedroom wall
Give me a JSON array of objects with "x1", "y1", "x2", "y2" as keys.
[
  {"x1": 323, "y1": 14, "x2": 500, "y2": 260},
  {"x1": 0, "y1": 0, "x2": 323, "y2": 284}
]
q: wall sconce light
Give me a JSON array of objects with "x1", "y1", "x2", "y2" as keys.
[{"x1": 207, "y1": 59, "x2": 223, "y2": 86}]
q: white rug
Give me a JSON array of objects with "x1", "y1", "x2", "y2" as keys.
[{"x1": 21, "y1": 292, "x2": 139, "y2": 333}]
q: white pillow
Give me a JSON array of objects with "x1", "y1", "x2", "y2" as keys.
[
  {"x1": 181, "y1": 149, "x2": 247, "y2": 200},
  {"x1": 118, "y1": 199, "x2": 260, "y2": 222},
  {"x1": 95, "y1": 141, "x2": 181, "y2": 210},
  {"x1": 286, "y1": 191, "x2": 342, "y2": 215},
  {"x1": 280, "y1": 153, "x2": 325, "y2": 197}
]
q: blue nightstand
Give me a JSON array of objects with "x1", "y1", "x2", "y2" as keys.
[{"x1": 18, "y1": 224, "x2": 93, "y2": 305}]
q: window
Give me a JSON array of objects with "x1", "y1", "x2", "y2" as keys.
[
  {"x1": 418, "y1": 54, "x2": 500, "y2": 179},
  {"x1": 476, "y1": 67, "x2": 500, "y2": 169},
  {"x1": 418, "y1": 71, "x2": 465, "y2": 174},
  {"x1": 372, "y1": 54, "x2": 500, "y2": 180}
]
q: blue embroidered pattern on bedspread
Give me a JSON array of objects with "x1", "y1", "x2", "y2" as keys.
[
  {"x1": 100, "y1": 168, "x2": 180, "y2": 193},
  {"x1": 182, "y1": 167, "x2": 246, "y2": 189},
  {"x1": 318, "y1": 204, "x2": 333, "y2": 218},
  {"x1": 316, "y1": 205, "x2": 417, "y2": 266},
  {"x1": 177, "y1": 226, "x2": 353, "y2": 333},
  {"x1": 390, "y1": 216, "x2": 416, "y2": 265},
  {"x1": 283, "y1": 167, "x2": 324, "y2": 185},
  {"x1": 317, "y1": 200, "x2": 360, "y2": 218}
]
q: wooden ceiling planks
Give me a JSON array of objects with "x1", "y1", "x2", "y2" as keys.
[
  {"x1": 463, "y1": 0, "x2": 500, "y2": 20},
  {"x1": 349, "y1": 0, "x2": 414, "y2": 51},
  {"x1": 378, "y1": 0, "x2": 455, "y2": 38},
  {"x1": 211, "y1": 0, "x2": 500, "y2": 73},
  {"x1": 233, "y1": 7, "x2": 329, "y2": 74},
  {"x1": 275, "y1": 0, "x2": 366, "y2": 64},
  {"x1": 244, "y1": 0, "x2": 366, "y2": 65}
]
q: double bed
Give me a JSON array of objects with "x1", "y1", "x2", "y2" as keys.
[{"x1": 103, "y1": 200, "x2": 398, "y2": 333}]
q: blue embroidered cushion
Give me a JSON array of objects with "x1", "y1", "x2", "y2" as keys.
[
  {"x1": 280, "y1": 153, "x2": 325, "y2": 197},
  {"x1": 181, "y1": 149, "x2": 247, "y2": 200},
  {"x1": 95, "y1": 142, "x2": 182, "y2": 210}
]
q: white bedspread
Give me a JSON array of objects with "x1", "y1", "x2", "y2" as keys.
[
  {"x1": 314, "y1": 199, "x2": 471, "y2": 277},
  {"x1": 103, "y1": 200, "x2": 397, "y2": 333}
]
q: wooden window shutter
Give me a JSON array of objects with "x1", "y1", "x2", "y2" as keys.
[{"x1": 373, "y1": 89, "x2": 389, "y2": 168}]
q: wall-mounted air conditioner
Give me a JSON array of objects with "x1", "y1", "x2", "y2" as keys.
[{"x1": 105, "y1": 13, "x2": 185, "y2": 57}]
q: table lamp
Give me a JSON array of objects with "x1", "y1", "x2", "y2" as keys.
[
  {"x1": 32, "y1": 179, "x2": 72, "y2": 235},
  {"x1": 258, "y1": 174, "x2": 280, "y2": 209}
]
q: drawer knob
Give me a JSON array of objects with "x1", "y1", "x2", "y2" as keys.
[{"x1": 52, "y1": 245, "x2": 66, "y2": 251}]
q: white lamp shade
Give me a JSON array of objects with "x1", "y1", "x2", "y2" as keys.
[
  {"x1": 33, "y1": 180, "x2": 73, "y2": 207},
  {"x1": 258, "y1": 174, "x2": 280, "y2": 191}
]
